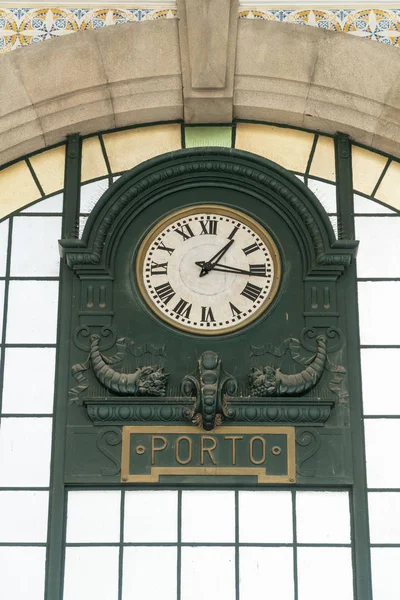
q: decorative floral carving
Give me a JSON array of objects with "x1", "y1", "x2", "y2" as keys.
[
  {"x1": 249, "y1": 336, "x2": 327, "y2": 397},
  {"x1": 70, "y1": 334, "x2": 168, "y2": 401}
]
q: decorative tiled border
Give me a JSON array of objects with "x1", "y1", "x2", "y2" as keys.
[
  {"x1": 0, "y1": 7, "x2": 399, "y2": 54},
  {"x1": 0, "y1": 7, "x2": 177, "y2": 53},
  {"x1": 239, "y1": 8, "x2": 400, "y2": 46}
]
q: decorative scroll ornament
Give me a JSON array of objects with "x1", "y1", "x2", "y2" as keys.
[
  {"x1": 249, "y1": 336, "x2": 327, "y2": 397},
  {"x1": 181, "y1": 351, "x2": 238, "y2": 431},
  {"x1": 70, "y1": 334, "x2": 168, "y2": 401}
]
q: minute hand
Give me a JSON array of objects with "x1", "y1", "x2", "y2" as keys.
[
  {"x1": 199, "y1": 239, "x2": 234, "y2": 277},
  {"x1": 195, "y1": 262, "x2": 266, "y2": 277}
]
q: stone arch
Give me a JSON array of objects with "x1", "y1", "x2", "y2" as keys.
[{"x1": 1, "y1": 16, "x2": 400, "y2": 165}]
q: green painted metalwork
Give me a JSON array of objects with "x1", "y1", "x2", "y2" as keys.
[{"x1": 36, "y1": 126, "x2": 385, "y2": 600}]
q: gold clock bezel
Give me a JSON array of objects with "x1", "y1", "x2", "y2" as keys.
[{"x1": 135, "y1": 205, "x2": 281, "y2": 335}]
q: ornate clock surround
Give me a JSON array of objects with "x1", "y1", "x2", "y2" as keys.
[{"x1": 60, "y1": 148, "x2": 358, "y2": 486}]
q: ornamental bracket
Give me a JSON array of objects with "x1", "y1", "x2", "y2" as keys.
[{"x1": 181, "y1": 351, "x2": 238, "y2": 430}]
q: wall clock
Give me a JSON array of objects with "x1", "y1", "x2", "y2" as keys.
[{"x1": 136, "y1": 205, "x2": 281, "y2": 334}]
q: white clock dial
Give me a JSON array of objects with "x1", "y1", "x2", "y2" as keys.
[{"x1": 136, "y1": 206, "x2": 281, "y2": 334}]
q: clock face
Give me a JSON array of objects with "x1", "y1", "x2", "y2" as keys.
[{"x1": 136, "y1": 206, "x2": 281, "y2": 335}]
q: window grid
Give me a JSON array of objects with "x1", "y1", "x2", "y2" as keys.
[
  {"x1": 62, "y1": 488, "x2": 353, "y2": 600},
  {"x1": 354, "y1": 190, "x2": 400, "y2": 598},
  {"x1": 0, "y1": 203, "x2": 62, "y2": 600},
  {"x1": 2, "y1": 125, "x2": 400, "y2": 600}
]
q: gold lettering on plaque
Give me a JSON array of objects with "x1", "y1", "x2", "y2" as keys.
[
  {"x1": 151, "y1": 435, "x2": 167, "y2": 464},
  {"x1": 249, "y1": 436, "x2": 266, "y2": 465},
  {"x1": 175, "y1": 436, "x2": 192, "y2": 465},
  {"x1": 200, "y1": 436, "x2": 217, "y2": 465},
  {"x1": 224, "y1": 435, "x2": 244, "y2": 465}
]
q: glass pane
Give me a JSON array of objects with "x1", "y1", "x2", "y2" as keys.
[
  {"x1": 0, "y1": 280, "x2": 4, "y2": 340},
  {"x1": 365, "y1": 419, "x2": 400, "y2": 488},
  {"x1": 102, "y1": 124, "x2": 182, "y2": 174},
  {"x1": 2, "y1": 348, "x2": 56, "y2": 414},
  {"x1": 66, "y1": 491, "x2": 121, "y2": 543},
  {"x1": 81, "y1": 137, "x2": 108, "y2": 183},
  {"x1": 181, "y1": 547, "x2": 235, "y2": 600},
  {"x1": 185, "y1": 126, "x2": 232, "y2": 148},
  {"x1": 0, "y1": 547, "x2": 46, "y2": 600},
  {"x1": 29, "y1": 146, "x2": 66, "y2": 195},
  {"x1": 355, "y1": 217, "x2": 400, "y2": 278},
  {"x1": 22, "y1": 193, "x2": 63, "y2": 213},
  {"x1": 351, "y1": 145, "x2": 387, "y2": 196},
  {"x1": 240, "y1": 547, "x2": 294, "y2": 600},
  {"x1": 124, "y1": 490, "x2": 177, "y2": 542},
  {"x1": 358, "y1": 282, "x2": 400, "y2": 346},
  {"x1": 80, "y1": 179, "x2": 109, "y2": 214},
  {"x1": 375, "y1": 160, "x2": 400, "y2": 211},
  {"x1": 309, "y1": 136, "x2": 336, "y2": 182},
  {"x1": 239, "y1": 490, "x2": 292, "y2": 542},
  {"x1": 0, "y1": 491, "x2": 48, "y2": 542},
  {"x1": 63, "y1": 547, "x2": 119, "y2": 600},
  {"x1": 353, "y1": 194, "x2": 395, "y2": 214},
  {"x1": 79, "y1": 216, "x2": 88, "y2": 238},
  {"x1": 371, "y1": 548, "x2": 400, "y2": 600},
  {"x1": 297, "y1": 548, "x2": 353, "y2": 600},
  {"x1": 235, "y1": 123, "x2": 314, "y2": 173},
  {"x1": 0, "y1": 161, "x2": 41, "y2": 219},
  {"x1": 0, "y1": 417, "x2": 52, "y2": 487},
  {"x1": 329, "y1": 216, "x2": 338, "y2": 237},
  {"x1": 0, "y1": 218, "x2": 9, "y2": 276},
  {"x1": 296, "y1": 491, "x2": 351, "y2": 543},
  {"x1": 6, "y1": 281, "x2": 59, "y2": 343},
  {"x1": 361, "y1": 349, "x2": 400, "y2": 415},
  {"x1": 10, "y1": 216, "x2": 62, "y2": 276},
  {"x1": 181, "y1": 490, "x2": 235, "y2": 542},
  {"x1": 307, "y1": 179, "x2": 337, "y2": 213},
  {"x1": 122, "y1": 547, "x2": 177, "y2": 600},
  {"x1": 369, "y1": 492, "x2": 400, "y2": 543}
]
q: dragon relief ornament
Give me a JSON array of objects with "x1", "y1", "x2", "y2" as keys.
[
  {"x1": 70, "y1": 334, "x2": 168, "y2": 401},
  {"x1": 249, "y1": 335, "x2": 327, "y2": 397}
]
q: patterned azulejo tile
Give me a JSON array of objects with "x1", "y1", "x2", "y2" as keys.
[
  {"x1": 0, "y1": 7, "x2": 177, "y2": 53},
  {"x1": 239, "y1": 8, "x2": 400, "y2": 46},
  {"x1": 0, "y1": 7, "x2": 399, "y2": 54}
]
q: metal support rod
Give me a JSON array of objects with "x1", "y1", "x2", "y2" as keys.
[
  {"x1": 335, "y1": 132, "x2": 373, "y2": 600},
  {"x1": 45, "y1": 133, "x2": 82, "y2": 600}
]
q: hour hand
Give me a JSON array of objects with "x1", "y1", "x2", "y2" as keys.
[{"x1": 195, "y1": 262, "x2": 267, "y2": 277}]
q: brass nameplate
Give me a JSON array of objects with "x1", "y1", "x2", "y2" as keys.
[{"x1": 121, "y1": 426, "x2": 296, "y2": 484}]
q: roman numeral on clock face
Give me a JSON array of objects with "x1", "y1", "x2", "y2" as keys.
[
  {"x1": 228, "y1": 225, "x2": 240, "y2": 240},
  {"x1": 175, "y1": 224, "x2": 195, "y2": 241},
  {"x1": 199, "y1": 220, "x2": 217, "y2": 235},
  {"x1": 242, "y1": 242, "x2": 259, "y2": 255},
  {"x1": 229, "y1": 302, "x2": 242, "y2": 317},
  {"x1": 201, "y1": 306, "x2": 215, "y2": 322},
  {"x1": 241, "y1": 282, "x2": 263, "y2": 302},
  {"x1": 173, "y1": 298, "x2": 192, "y2": 319},
  {"x1": 157, "y1": 241, "x2": 175, "y2": 255},
  {"x1": 249, "y1": 263, "x2": 266, "y2": 277},
  {"x1": 150, "y1": 261, "x2": 168, "y2": 275},
  {"x1": 154, "y1": 282, "x2": 175, "y2": 304}
]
